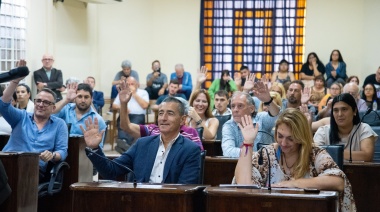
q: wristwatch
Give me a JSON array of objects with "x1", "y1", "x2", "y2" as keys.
[{"x1": 263, "y1": 98, "x2": 273, "y2": 106}]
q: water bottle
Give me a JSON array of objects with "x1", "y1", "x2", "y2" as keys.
[{"x1": 373, "y1": 100, "x2": 378, "y2": 111}]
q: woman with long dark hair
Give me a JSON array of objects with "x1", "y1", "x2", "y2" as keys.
[
  {"x1": 300, "y1": 52, "x2": 326, "y2": 87},
  {"x1": 208, "y1": 69, "x2": 237, "y2": 109},
  {"x1": 361, "y1": 83, "x2": 379, "y2": 109},
  {"x1": 325, "y1": 50, "x2": 347, "y2": 88},
  {"x1": 15, "y1": 84, "x2": 34, "y2": 112},
  {"x1": 314, "y1": 93, "x2": 377, "y2": 162}
]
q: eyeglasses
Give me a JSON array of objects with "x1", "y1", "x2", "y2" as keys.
[
  {"x1": 34, "y1": 99, "x2": 55, "y2": 107},
  {"x1": 42, "y1": 58, "x2": 54, "y2": 61}
]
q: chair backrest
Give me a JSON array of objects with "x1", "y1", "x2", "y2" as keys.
[
  {"x1": 359, "y1": 110, "x2": 380, "y2": 126},
  {"x1": 196, "y1": 127, "x2": 204, "y2": 140},
  {"x1": 319, "y1": 145, "x2": 344, "y2": 170},
  {"x1": 371, "y1": 126, "x2": 380, "y2": 162},
  {"x1": 198, "y1": 150, "x2": 207, "y2": 184},
  {"x1": 214, "y1": 115, "x2": 231, "y2": 140}
]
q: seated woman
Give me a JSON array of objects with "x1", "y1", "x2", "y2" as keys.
[
  {"x1": 208, "y1": 69, "x2": 237, "y2": 109},
  {"x1": 270, "y1": 82, "x2": 286, "y2": 99},
  {"x1": 309, "y1": 75, "x2": 327, "y2": 110},
  {"x1": 271, "y1": 59, "x2": 295, "y2": 86},
  {"x1": 15, "y1": 84, "x2": 34, "y2": 112},
  {"x1": 300, "y1": 52, "x2": 326, "y2": 87},
  {"x1": 314, "y1": 93, "x2": 377, "y2": 162},
  {"x1": 234, "y1": 109, "x2": 356, "y2": 211},
  {"x1": 346, "y1": 76, "x2": 359, "y2": 85},
  {"x1": 361, "y1": 83, "x2": 379, "y2": 109},
  {"x1": 258, "y1": 92, "x2": 282, "y2": 112},
  {"x1": 317, "y1": 82, "x2": 342, "y2": 119},
  {"x1": 187, "y1": 89, "x2": 219, "y2": 140},
  {"x1": 325, "y1": 50, "x2": 347, "y2": 88}
]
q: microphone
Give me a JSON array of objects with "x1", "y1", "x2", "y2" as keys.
[
  {"x1": 85, "y1": 148, "x2": 137, "y2": 187},
  {"x1": 258, "y1": 146, "x2": 271, "y2": 191},
  {"x1": 349, "y1": 107, "x2": 372, "y2": 163},
  {"x1": 0, "y1": 66, "x2": 29, "y2": 83}
]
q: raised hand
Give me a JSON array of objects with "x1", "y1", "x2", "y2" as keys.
[
  {"x1": 80, "y1": 117, "x2": 105, "y2": 149},
  {"x1": 234, "y1": 72, "x2": 242, "y2": 85},
  {"x1": 237, "y1": 115, "x2": 259, "y2": 144},
  {"x1": 117, "y1": 80, "x2": 132, "y2": 104},
  {"x1": 65, "y1": 83, "x2": 78, "y2": 102},
  {"x1": 299, "y1": 104, "x2": 312, "y2": 127},
  {"x1": 243, "y1": 73, "x2": 255, "y2": 92},
  {"x1": 197, "y1": 66, "x2": 208, "y2": 83},
  {"x1": 301, "y1": 87, "x2": 312, "y2": 104},
  {"x1": 252, "y1": 81, "x2": 271, "y2": 103},
  {"x1": 15, "y1": 59, "x2": 27, "y2": 67},
  {"x1": 261, "y1": 74, "x2": 269, "y2": 86}
]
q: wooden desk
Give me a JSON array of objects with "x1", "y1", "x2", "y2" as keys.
[
  {"x1": 0, "y1": 152, "x2": 39, "y2": 212},
  {"x1": 204, "y1": 157, "x2": 237, "y2": 186},
  {"x1": 202, "y1": 140, "x2": 223, "y2": 156},
  {"x1": 38, "y1": 137, "x2": 93, "y2": 212},
  {"x1": 343, "y1": 162, "x2": 380, "y2": 212},
  {"x1": 204, "y1": 187, "x2": 339, "y2": 212},
  {"x1": 70, "y1": 182, "x2": 206, "y2": 212}
]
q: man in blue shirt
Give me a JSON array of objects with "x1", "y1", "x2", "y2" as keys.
[
  {"x1": 170, "y1": 64, "x2": 192, "y2": 100},
  {"x1": 1, "y1": 63, "x2": 68, "y2": 180},
  {"x1": 151, "y1": 79, "x2": 186, "y2": 112},
  {"x1": 86, "y1": 76, "x2": 105, "y2": 113},
  {"x1": 53, "y1": 83, "x2": 107, "y2": 147}
]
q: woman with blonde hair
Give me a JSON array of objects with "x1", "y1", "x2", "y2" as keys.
[
  {"x1": 234, "y1": 108, "x2": 356, "y2": 211},
  {"x1": 270, "y1": 82, "x2": 286, "y2": 99}
]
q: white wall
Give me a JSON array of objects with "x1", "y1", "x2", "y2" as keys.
[{"x1": 24, "y1": 0, "x2": 380, "y2": 98}]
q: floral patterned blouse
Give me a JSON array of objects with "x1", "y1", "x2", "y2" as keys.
[{"x1": 245, "y1": 144, "x2": 355, "y2": 212}]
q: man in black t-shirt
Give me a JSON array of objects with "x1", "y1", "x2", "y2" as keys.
[{"x1": 363, "y1": 67, "x2": 380, "y2": 98}]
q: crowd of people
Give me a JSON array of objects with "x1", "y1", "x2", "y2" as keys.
[{"x1": 2, "y1": 50, "x2": 380, "y2": 211}]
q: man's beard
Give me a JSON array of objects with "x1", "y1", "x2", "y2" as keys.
[
  {"x1": 77, "y1": 104, "x2": 90, "y2": 112},
  {"x1": 287, "y1": 96, "x2": 298, "y2": 104}
]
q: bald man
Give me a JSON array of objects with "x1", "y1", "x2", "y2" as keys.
[
  {"x1": 33, "y1": 54, "x2": 64, "y2": 101},
  {"x1": 343, "y1": 82, "x2": 368, "y2": 112},
  {"x1": 112, "y1": 77, "x2": 149, "y2": 150}
]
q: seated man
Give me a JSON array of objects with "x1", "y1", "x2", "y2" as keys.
[
  {"x1": 113, "y1": 77, "x2": 149, "y2": 146},
  {"x1": 53, "y1": 83, "x2": 107, "y2": 146},
  {"x1": 343, "y1": 82, "x2": 368, "y2": 112},
  {"x1": 145, "y1": 60, "x2": 168, "y2": 100},
  {"x1": 222, "y1": 74, "x2": 281, "y2": 156},
  {"x1": 212, "y1": 90, "x2": 232, "y2": 116},
  {"x1": 117, "y1": 81, "x2": 203, "y2": 150},
  {"x1": 81, "y1": 96, "x2": 201, "y2": 183},
  {"x1": 86, "y1": 76, "x2": 104, "y2": 113},
  {"x1": 1, "y1": 63, "x2": 68, "y2": 181},
  {"x1": 170, "y1": 64, "x2": 192, "y2": 100},
  {"x1": 152, "y1": 79, "x2": 186, "y2": 112},
  {"x1": 110, "y1": 60, "x2": 140, "y2": 110},
  {"x1": 314, "y1": 93, "x2": 377, "y2": 162}
]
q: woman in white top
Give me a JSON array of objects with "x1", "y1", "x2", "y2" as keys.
[
  {"x1": 15, "y1": 84, "x2": 34, "y2": 112},
  {"x1": 314, "y1": 93, "x2": 377, "y2": 162}
]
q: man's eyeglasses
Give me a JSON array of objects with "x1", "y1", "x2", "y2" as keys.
[
  {"x1": 42, "y1": 58, "x2": 53, "y2": 61},
  {"x1": 34, "y1": 99, "x2": 55, "y2": 107}
]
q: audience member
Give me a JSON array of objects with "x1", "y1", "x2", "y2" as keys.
[
  {"x1": 258, "y1": 91, "x2": 282, "y2": 112},
  {"x1": 170, "y1": 64, "x2": 192, "y2": 100},
  {"x1": 317, "y1": 82, "x2": 342, "y2": 119},
  {"x1": 271, "y1": 59, "x2": 295, "y2": 85},
  {"x1": 15, "y1": 84, "x2": 34, "y2": 112},
  {"x1": 309, "y1": 75, "x2": 327, "y2": 109},
  {"x1": 270, "y1": 82, "x2": 286, "y2": 99},
  {"x1": 152, "y1": 79, "x2": 186, "y2": 111},
  {"x1": 212, "y1": 90, "x2": 232, "y2": 116},
  {"x1": 222, "y1": 74, "x2": 281, "y2": 156},
  {"x1": 234, "y1": 108, "x2": 355, "y2": 211},
  {"x1": 110, "y1": 60, "x2": 139, "y2": 109},
  {"x1": 282, "y1": 80, "x2": 316, "y2": 114},
  {"x1": 208, "y1": 69, "x2": 237, "y2": 109},
  {"x1": 145, "y1": 60, "x2": 168, "y2": 100},
  {"x1": 361, "y1": 83, "x2": 379, "y2": 109},
  {"x1": 325, "y1": 49, "x2": 347, "y2": 88},
  {"x1": 188, "y1": 89, "x2": 219, "y2": 140},
  {"x1": 53, "y1": 83, "x2": 107, "y2": 145},
  {"x1": 118, "y1": 81, "x2": 203, "y2": 150},
  {"x1": 1, "y1": 61, "x2": 68, "y2": 181},
  {"x1": 343, "y1": 82, "x2": 368, "y2": 112},
  {"x1": 300, "y1": 52, "x2": 325, "y2": 87},
  {"x1": 235, "y1": 65, "x2": 252, "y2": 91},
  {"x1": 81, "y1": 98, "x2": 201, "y2": 183},
  {"x1": 113, "y1": 77, "x2": 149, "y2": 145},
  {"x1": 33, "y1": 54, "x2": 64, "y2": 101},
  {"x1": 362, "y1": 67, "x2": 380, "y2": 98},
  {"x1": 86, "y1": 76, "x2": 105, "y2": 112},
  {"x1": 346, "y1": 75, "x2": 359, "y2": 85},
  {"x1": 314, "y1": 93, "x2": 377, "y2": 162}
]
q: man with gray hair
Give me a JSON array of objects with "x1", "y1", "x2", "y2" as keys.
[
  {"x1": 170, "y1": 63, "x2": 193, "y2": 100},
  {"x1": 222, "y1": 74, "x2": 280, "y2": 157},
  {"x1": 110, "y1": 60, "x2": 140, "y2": 110},
  {"x1": 343, "y1": 82, "x2": 368, "y2": 112}
]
